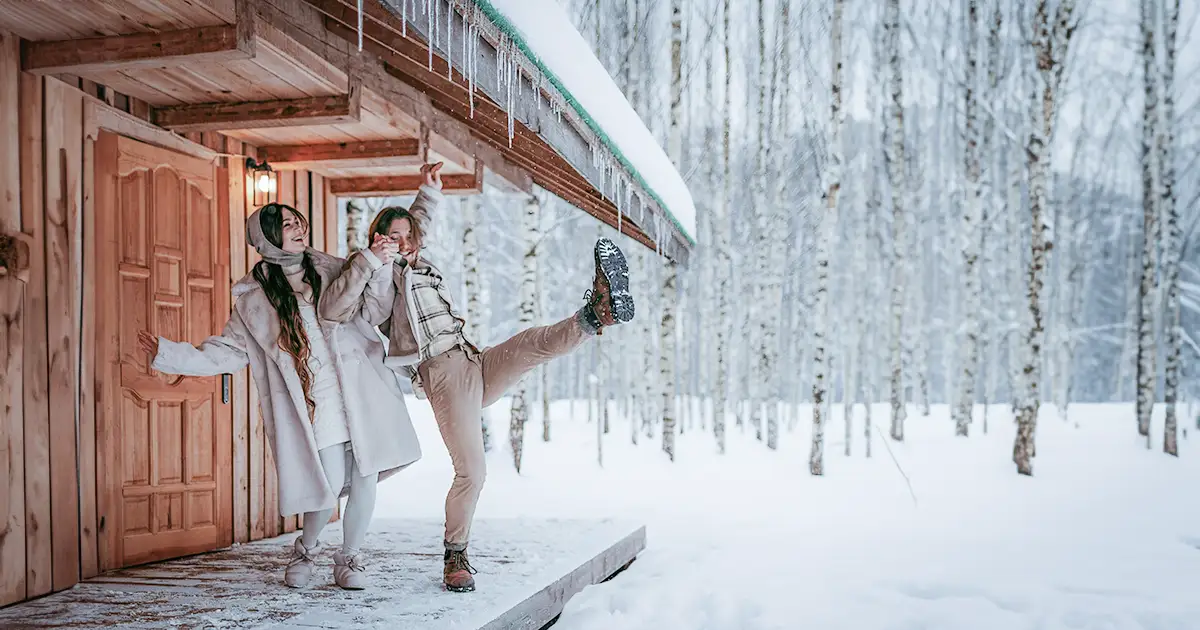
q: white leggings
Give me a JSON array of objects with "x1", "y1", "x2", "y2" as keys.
[{"x1": 301, "y1": 444, "x2": 378, "y2": 556}]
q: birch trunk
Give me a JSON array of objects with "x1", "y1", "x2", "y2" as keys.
[
  {"x1": 884, "y1": 0, "x2": 908, "y2": 441},
  {"x1": 762, "y1": 0, "x2": 789, "y2": 451},
  {"x1": 1161, "y1": 0, "x2": 1181, "y2": 456},
  {"x1": 811, "y1": 0, "x2": 845, "y2": 476},
  {"x1": 1135, "y1": 0, "x2": 1159, "y2": 442},
  {"x1": 713, "y1": 0, "x2": 733, "y2": 454},
  {"x1": 461, "y1": 196, "x2": 491, "y2": 452},
  {"x1": 510, "y1": 196, "x2": 540, "y2": 473},
  {"x1": 955, "y1": 0, "x2": 983, "y2": 437},
  {"x1": 346, "y1": 200, "x2": 366, "y2": 255},
  {"x1": 1015, "y1": 0, "x2": 1075, "y2": 476}
]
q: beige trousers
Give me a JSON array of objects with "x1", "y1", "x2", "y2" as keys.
[{"x1": 418, "y1": 315, "x2": 588, "y2": 550}]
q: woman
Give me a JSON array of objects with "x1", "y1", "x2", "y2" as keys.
[
  {"x1": 138, "y1": 202, "x2": 420, "y2": 591},
  {"x1": 321, "y1": 163, "x2": 636, "y2": 593}
]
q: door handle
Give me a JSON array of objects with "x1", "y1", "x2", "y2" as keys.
[{"x1": 221, "y1": 374, "x2": 231, "y2": 404}]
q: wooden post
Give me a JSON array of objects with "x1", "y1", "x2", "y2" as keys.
[
  {"x1": 19, "y1": 69, "x2": 52, "y2": 600},
  {"x1": 0, "y1": 29, "x2": 27, "y2": 608},
  {"x1": 44, "y1": 77, "x2": 83, "y2": 592},
  {"x1": 229, "y1": 143, "x2": 251, "y2": 545}
]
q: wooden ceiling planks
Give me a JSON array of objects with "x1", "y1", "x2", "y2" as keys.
[
  {"x1": 308, "y1": 0, "x2": 667, "y2": 255},
  {"x1": 0, "y1": 0, "x2": 225, "y2": 40}
]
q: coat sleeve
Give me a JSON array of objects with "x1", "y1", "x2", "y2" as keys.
[
  {"x1": 319, "y1": 250, "x2": 395, "y2": 326},
  {"x1": 407, "y1": 184, "x2": 444, "y2": 240},
  {"x1": 152, "y1": 308, "x2": 253, "y2": 376}
]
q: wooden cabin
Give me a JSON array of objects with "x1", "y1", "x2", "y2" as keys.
[{"x1": 0, "y1": 0, "x2": 693, "y2": 609}]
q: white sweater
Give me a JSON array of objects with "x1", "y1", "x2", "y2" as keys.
[{"x1": 286, "y1": 266, "x2": 351, "y2": 451}]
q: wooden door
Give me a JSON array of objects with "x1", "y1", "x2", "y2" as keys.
[{"x1": 95, "y1": 131, "x2": 233, "y2": 570}]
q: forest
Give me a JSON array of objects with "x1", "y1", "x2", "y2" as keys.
[{"x1": 347, "y1": 0, "x2": 1199, "y2": 476}]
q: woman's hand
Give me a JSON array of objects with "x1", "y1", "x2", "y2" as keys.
[
  {"x1": 137, "y1": 331, "x2": 160, "y2": 359},
  {"x1": 369, "y1": 232, "x2": 399, "y2": 261},
  {"x1": 421, "y1": 162, "x2": 444, "y2": 190}
]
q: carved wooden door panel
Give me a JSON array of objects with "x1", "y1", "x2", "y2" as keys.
[{"x1": 95, "y1": 131, "x2": 232, "y2": 569}]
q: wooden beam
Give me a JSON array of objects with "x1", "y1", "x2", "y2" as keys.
[
  {"x1": 152, "y1": 92, "x2": 360, "y2": 132},
  {"x1": 252, "y1": 0, "x2": 532, "y2": 193},
  {"x1": 259, "y1": 138, "x2": 420, "y2": 169},
  {"x1": 328, "y1": 172, "x2": 480, "y2": 197},
  {"x1": 21, "y1": 24, "x2": 255, "y2": 75},
  {"x1": 479, "y1": 526, "x2": 646, "y2": 630}
]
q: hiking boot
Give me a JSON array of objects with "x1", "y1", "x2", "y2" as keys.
[
  {"x1": 284, "y1": 537, "x2": 320, "y2": 588},
  {"x1": 581, "y1": 238, "x2": 634, "y2": 335},
  {"x1": 444, "y1": 548, "x2": 478, "y2": 592},
  {"x1": 333, "y1": 551, "x2": 369, "y2": 590}
]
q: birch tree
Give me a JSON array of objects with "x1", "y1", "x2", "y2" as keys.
[
  {"x1": 659, "y1": 0, "x2": 683, "y2": 462},
  {"x1": 761, "y1": 0, "x2": 790, "y2": 451},
  {"x1": 713, "y1": 0, "x2": 733, "y2": 454},
  {"x1": 346, "y1": 199, "x2": 367, "y2": 255},
  {"x1": 1160, "y1": 0, "x2": 1181, "y2": 456},
  {"x1": 1135, "y1": 0, "x2": 1159, "y2": 443},
  {"x1": 1014, "y1": 0, "x2": 1076, "y2": 476},
  {"x1": 510, "y1": 195, "x2": 541, "y2": 473},
  {"x1": 811, "y1": 0, "x2": 844, "y2": 477},
  {"x1": 884, "y1": 0, "x2": 908, "y2": 441},
  {"x1": 955, "y1": 0, "x2": 984, "y2": 437},
  {"x1": 462, "y1": 195, "x2": 491, "y2": 452}
]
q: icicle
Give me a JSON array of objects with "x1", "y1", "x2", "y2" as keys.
[
  {"x1": 357, "y1": 0, "x2": 364, "y2": 52},
  {"x1": 461, "y1": 10, "x2": 467, "y2": 80},
  {"x1": 468, "y1": 8, "x2": 478, "y2": 118},
  {"x1": 401, "y1": 0, "x2": 408, "y2": 36},
  {"x1": 446, "y1": 2, "x2": 453, "y2": 81}
]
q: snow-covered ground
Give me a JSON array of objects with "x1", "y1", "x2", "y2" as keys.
[{"x1": 375, "y1": 401, "x2": 1200, "y2": 630}]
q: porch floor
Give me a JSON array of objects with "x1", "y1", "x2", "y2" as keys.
[{"x1": 0, "y1": 519, "x2": 645, "y2": 629}]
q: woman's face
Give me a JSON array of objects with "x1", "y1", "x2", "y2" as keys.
[
  {"x1": 386, "y1": 217, "x2": 419, "y2": 265},
  {"x1": 280, "y1": 210, "x2": 308, "y2": 254}
]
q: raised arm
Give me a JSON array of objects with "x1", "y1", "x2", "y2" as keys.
[
  {"x1": 319, "y1": 245, "x2": 396, "y2": 325},
  {"x1": 407, "y1": 162, "x2": 445, "y2": 238},
  {"x1": 140, "y1": 308, "x2": 253, "y2": 376}
]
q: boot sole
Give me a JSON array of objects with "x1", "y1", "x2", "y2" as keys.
[
  {"x1": 445, "y1": 583, "x2": 475, "y2": 593},
  {"x1": 594, "y1": 238, "x2": 634, "y2": 324}
]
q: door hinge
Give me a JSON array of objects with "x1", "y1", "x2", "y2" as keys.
[{"x1": 222, "y1": 374, "x2": 231, "y2": 404}]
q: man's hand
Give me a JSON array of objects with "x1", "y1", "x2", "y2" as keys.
[
  {"x1": 421, "y1": 162, "x2": 444, "y2": 190},
  {"x1": 369, "y1": 232, "x2": 399, "y2": 261}
]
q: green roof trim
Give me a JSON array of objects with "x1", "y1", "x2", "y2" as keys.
[{"x1": 469, "y1": 0, "x2": 696, "y2": 246}]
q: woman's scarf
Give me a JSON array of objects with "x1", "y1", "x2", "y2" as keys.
[{"x1": 246, "y1": 204, "x2": 309, "y2": 267}]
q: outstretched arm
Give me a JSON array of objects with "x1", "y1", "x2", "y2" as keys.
[
  {"x1": 319, "y1": 234, "x2": 397, "y2": 325},
  {"x1": 140, "y1": 309, "x2": 253, "y2": 376}
]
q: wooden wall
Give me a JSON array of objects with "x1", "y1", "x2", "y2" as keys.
[{"x1": 0, "y1": 28, "x2": 339, "y2": 607}]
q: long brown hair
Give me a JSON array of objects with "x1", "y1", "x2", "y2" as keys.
[
  {"x1": 368, "y1": 206, "x2": 425, "y2": 252},
  {"x1": 251, "y1": 203, "x2": 323, "y2": 418}
]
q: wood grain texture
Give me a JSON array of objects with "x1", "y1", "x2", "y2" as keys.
[
  {"x1": 152, "y1": 93, "x2": 360, "y2": 132},
  {"x1": 215, "y1": 164, "x2": 235, "y2": 550},
  {"x1": 43, "y1": 77, "x2": 82, "y2": 593},
  {"x1": 92, "y1": 129, "x2": 120, "y2": 573},
  {"x1": 78, "y1": 120, "x2": 97, "y2": 580},
  {"x1": 0, "y1": 275, "x2": 25, "y2": 607},
  {"x1": 0, "y1": 28, "x2": 26, "y2": 607},
  {"x1": 22, "y1": 24, "x2": 255, "y2": 75},
  {"x1": 19, "y1": 69, "x2": 52, "y2": 600},
  {"x1": 327, "y1": 172, "x2": 479, "y2": 197},
  {"x1": 228, "y1": 143, "x2": 251, "y2": 545},
  {"x1": 260, "y1": 138, "x2": 420, "y2": 169}
]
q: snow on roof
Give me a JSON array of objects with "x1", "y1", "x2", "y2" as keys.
[{"x1": 472, "y1": 0, "x2": 697, "y2": 244}]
